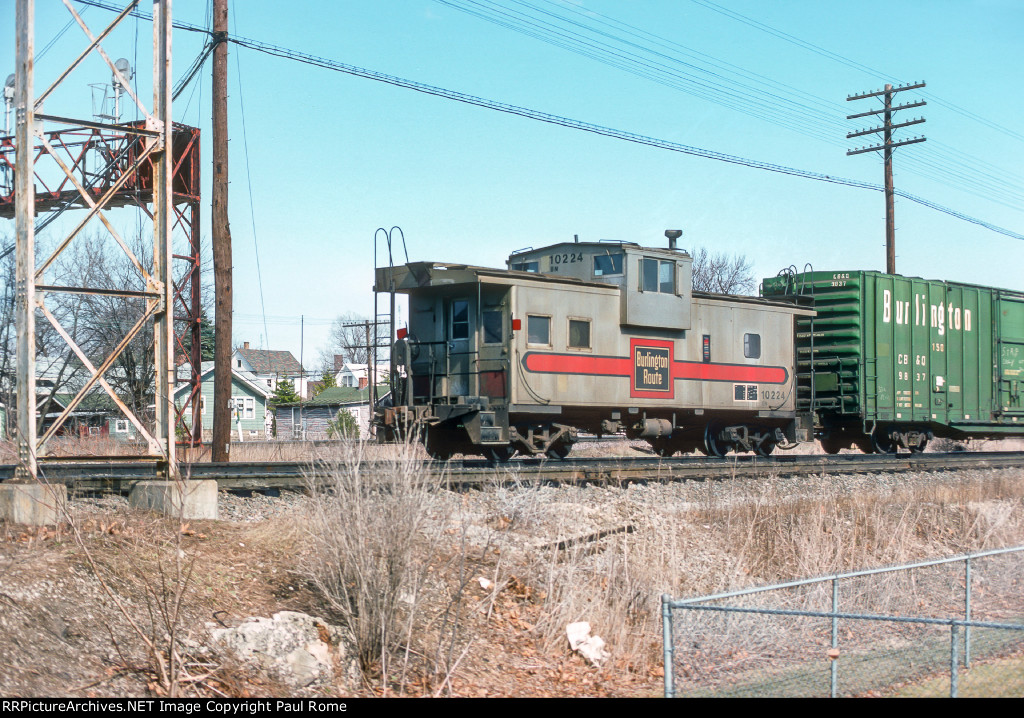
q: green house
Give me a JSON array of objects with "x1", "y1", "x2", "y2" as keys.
[{"x1": 175, "y1": 362, "x2": 273, "y2": 441}]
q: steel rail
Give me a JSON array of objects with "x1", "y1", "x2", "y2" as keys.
[{"x1": 1, "y1": 451, "x2": 1022, "y2": 494}]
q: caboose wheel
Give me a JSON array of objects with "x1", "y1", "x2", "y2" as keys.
[
  {"x1": 546, "y1": 442, "x2": 572, "y2": 460},
  {"x1": 651, "y1": 440, "x2": 675, "y2": 457},
  {"x1": 425, "y1": 428, "x2": 455, "y2": 461},
  {"x1": 705, "y1": 425, "x2": 728, "y2": 458},
  {"x1": 485, "y1": 445, "x2": 515, "y2": 463},
  {"x1": 754, "y1": 438, "x2": 775, "y2": 457}
]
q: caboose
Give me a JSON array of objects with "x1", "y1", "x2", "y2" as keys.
[{"x1": 375, "y1": 237, "x2": 814, "y2": 459}]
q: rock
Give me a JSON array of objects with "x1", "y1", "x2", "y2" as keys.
[{"x1": 209, "y1": 611, "x2": 358, "y2": 689}]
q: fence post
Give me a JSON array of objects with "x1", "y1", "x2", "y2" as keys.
[
  {"x1": 831, "y1": 577, "x2": 839, "y2": 698},
  {"x1": 950, "y1": 623, "x2": 960, "y2": 698},
  {"x1": 964, "y1": 556, "x2": 971, "y2": 668},
  {"x1": 662, "y1": 594, "x2": 675, "y2": 698}
]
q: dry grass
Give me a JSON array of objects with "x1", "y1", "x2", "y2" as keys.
[
  {"x1": 178, "y1": 439, "x2": 431, "y2": 464},
  {"x1": 298, "y1": 439, "x2": 450, "y2": 691},
  {"x1": 445, "y1": 469, "x2": 1024, "y2": 678},
  {"x1": 4, "y1": 433, "x2": 1023, "y2": 696}
]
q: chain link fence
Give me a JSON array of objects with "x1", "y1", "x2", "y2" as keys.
[{"x1": 662, "y1": 546, "x2": 1024, "y2": 697}]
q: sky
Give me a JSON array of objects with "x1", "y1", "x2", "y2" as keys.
[{"x1": 4, "y1": 0, "x2": 1024, "y2": 367}]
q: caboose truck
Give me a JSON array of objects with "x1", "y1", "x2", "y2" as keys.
[
  {"x1": 762, "y1": 270, "x2": 1024, "y2": 453},
  {"x1": 374, "y1": 236, "x2": 814, "y2": 460}
]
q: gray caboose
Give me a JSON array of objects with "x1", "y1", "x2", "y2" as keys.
[{"x1": 375, "y1": 238, "x2": 813, "y2": 459}]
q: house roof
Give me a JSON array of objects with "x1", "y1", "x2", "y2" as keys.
[
  {"x1": 235, "y1": 348, "x2": 304, "y2": 376},
  {"x1": 44, "y1": 392, "x2": 122, "y2": 413},
  {"x1": 274, "y1": 386, "x2": 369, "y2": 408},
  {"x1": 174, "y1": 362, "x2": 272, "y2": 399}
]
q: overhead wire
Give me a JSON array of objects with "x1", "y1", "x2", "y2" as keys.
[
  {"x1": 71, "y1": 0, "x2": 1024, "y2": 241},
  {"x1": 438, "y1": 0, "x2": 1024, "y2": 211},
  {"x1": 434, "y1": 0, "x2": 850, "y2": 146},
  {"x1": 231, "y1": 0, "x2": 271, "y2": 351},
  {"x1": 688, "y1": 0, "x2": 1024, "y2": 146}
]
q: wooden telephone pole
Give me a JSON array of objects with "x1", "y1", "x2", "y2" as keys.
[
  {"x1": 212, "y1": 0, "x2": 233, "y2": 461},
  {"x1": 846, "y1": 82, "x2": 927, "y2": 275}
]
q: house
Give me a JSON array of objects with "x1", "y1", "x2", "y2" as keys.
[
  {"x1": 273, "y1": 386, "x2": 371, "y2": 440},
  {"x1": 38, "y1": 391, "x2": 141, "y2": 441},
  {"x1": 34, "y1": 356, "x2": 143, "y2": 441},
  {"x1": 175, "y1": 362, "x2": 273, "y2": 441},
  {"x1": 233, "y1": 342, "x2": 308, "y2": 398},
  {"x1": 336, "y1": 362, "x2": 390, "y2": 390}
]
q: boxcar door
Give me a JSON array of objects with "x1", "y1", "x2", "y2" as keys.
[
  {"x1": 447, "y1": 298, "x2": 473, "y2": 398},
  {"x1": 997, "y1": 294, "x2": 1024, "y2": 416}
]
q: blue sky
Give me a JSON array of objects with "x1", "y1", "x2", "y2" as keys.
[{"x1": 5, "y1": 0, "x2": 1024, "y2": 365}]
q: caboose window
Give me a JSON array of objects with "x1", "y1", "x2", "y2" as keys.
[
  {"x1": 483, "y1": 310, "x2": 503, "y2": 344},
  {"x1": 527, "y1": 315, "x2": 550, "y2": 345},
  {"x1": 512, "y1": 261, "x2": 539, "y2": 272},
  {"x1": 593, "y1": 253, "x2": 623, "y2": 277},
  {"x1": 568, "y1": 319, "x2": 591, "y2": 349},
  {"x1": 640, "y1": 258, "x2": 675, "y2": 293},
  {"x1": 744, "y1": 333, "x2": 761, "y2": 359},
  {"x1": 451, "y1": 300, "x2": 469, "y2": 340},
  {"x1": 659, "y1": 261, "x2": 675, "y2": 293}
]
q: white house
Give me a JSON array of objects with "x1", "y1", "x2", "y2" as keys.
[{"x1": 335, "y1": 362, "x2": 390, "y2": 389}]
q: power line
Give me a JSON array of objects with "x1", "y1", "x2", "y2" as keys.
[
  {"x1": 689, "y1": 0, "x2": 1024, "y2": 145},
  {"x1": 72, "y1": 0, "x2": 1024, "y2": 242},
  {"x1": 226, "y1": 36, "x2": 1024, "y2": 242},
  {"x1": 231, "y1": 0, "x2": 270, "y2": 351},
  {"x1": 437, "y1": 0, "x2": 1024, "y2": 210}
]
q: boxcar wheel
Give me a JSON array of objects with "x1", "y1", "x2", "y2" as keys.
[
  {"x1": 754, "y1": 438, "x2": 776, "y2": 457},
  {"x1": 871, "y1": 429, "x2": 898, "y2": 454},
  {"x1": 820, "y1": 438, "x2": 843, "y2": 455}
]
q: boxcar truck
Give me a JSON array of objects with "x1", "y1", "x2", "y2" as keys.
[{"x1": 761, "y1": 271, "x2": 1024, "y2": 453}]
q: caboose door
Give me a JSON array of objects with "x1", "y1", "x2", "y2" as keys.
[{"x1": 447, "y1": 298, "x2": 473, "y2": 398}]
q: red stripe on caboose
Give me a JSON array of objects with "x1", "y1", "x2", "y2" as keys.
[
  {"x1": 522, "y1": 352, "x2": 788, "y2": 385},
  {"x1": 672, "y1": 362, "x2": 788, "y2": 384},
  {"x1": 523, "y1": 353, "x2": 632, "y2": 376}
]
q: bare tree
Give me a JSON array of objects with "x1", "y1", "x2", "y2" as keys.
[
  {"x1": 689, "y1": 246, "x2": 757, "y2": 295},
  {"x1": 65, "y1": 234, "x2": 157, "y2": 421},
  {"x1": 318, "y1": 312, "x2": 390, "y2": 368},
  {"x1": 0, "y1": 232, "x2": 92, "y2": 434}
]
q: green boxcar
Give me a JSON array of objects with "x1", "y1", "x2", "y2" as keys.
[{"x1": 762, "y1": 271, "x2": 1024, "y2": 452}]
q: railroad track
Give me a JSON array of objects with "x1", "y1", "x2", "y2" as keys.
[{"x1": 1, "y1": 451, "x2": 1022, "y2": 493}]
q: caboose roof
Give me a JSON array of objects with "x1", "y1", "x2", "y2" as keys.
[
  {"x1": 509, "y1": 240, "x2": 688, "y2": 261},
  {"x1": 375, "y1": 261, "x2": 616, "y2": 293}
]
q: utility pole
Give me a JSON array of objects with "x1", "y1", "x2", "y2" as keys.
[
  {"x1": 212, "y1": 0, "x2": 233, "y2": 461},
  {"x1": 14, "y1": 0, "x2": 36, "y2": 480},
  {"x1": 847, "y1": 82, "x2": 926, "y2": 275}
]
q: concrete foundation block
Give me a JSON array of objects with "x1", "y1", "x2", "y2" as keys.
[
  {"x1": 129, "y1": 480, "x2": 219, "y2": 520},
  {"x1": 0, "y1": 482, "x2": 68, "y2": 526}
]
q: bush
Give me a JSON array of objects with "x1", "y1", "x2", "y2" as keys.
[
  {"x1": 300, "y1": 439, "x2": 436, "y2": 681},
  {"x1": 326, "y1": 409, "x2": 360, "y2": 440}
]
